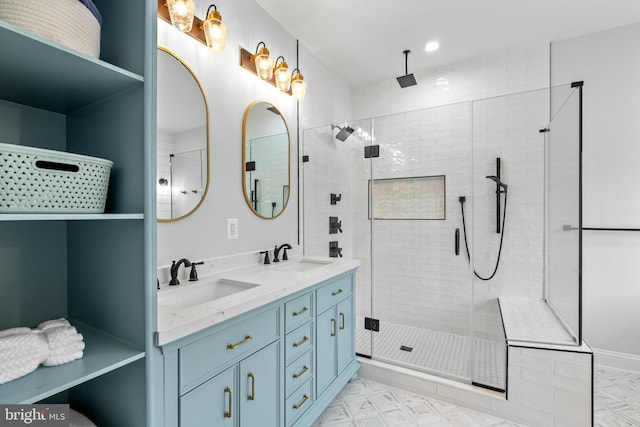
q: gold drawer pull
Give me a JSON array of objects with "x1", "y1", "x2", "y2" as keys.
[
  {"x1": 292, "y1": 365, "x2": 309, "y2": 379},
  {"x1": 293, "y1": 394, "x2": 309, "y2": 410},
  {"x1": 292, "y1": 336, "x2": 309, "y2": 348},
  {"x1": 340, "y1": 312, "x2": 345, "y2": 330},
  {"x1": 331, "y1": 318, "x2": 336, "y2": 337},
  {"x1": 227, "y1": 335, "x2": 252, "y2": 350},
  {"x1": 292, "y1": 306, "x2": 309, "y2": 317},
  {"x1": 248, "y1": 372, "x2": 255, "y2": 401},
  {"x1": 331, "y1": 289, "x2": 343, "y2": 296},
  {"x1": 224, "y1": 386, "x2": 232, "y2": 418}
]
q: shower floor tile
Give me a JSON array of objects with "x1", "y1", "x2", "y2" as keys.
[
  {"x1": 356, "y1": 320, "x2": 505, "y2": 390},
  {"x1": 311, "y1": 377, "x2": 523, "y2": 427}
]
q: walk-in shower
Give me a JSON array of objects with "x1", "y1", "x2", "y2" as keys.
[{"x1": 302, "y1": 83, "x2": 583, "y2": 392}]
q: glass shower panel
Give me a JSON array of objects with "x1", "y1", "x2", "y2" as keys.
[
  {"x1": 545, "y1": 85, "x2": 582, "y2": 343},
  {"x1": 470, "y1": 88, "x2": 549, "y2": 390},
  {"x1": 370, "y1": 103, "x2": 473, "y2": 383},
  {"x1": 302, "y1": 119, "x2": 374, "y2": 357}
]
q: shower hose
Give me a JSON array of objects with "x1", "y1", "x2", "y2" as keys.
[{"x1": 459, "y1": 192, "x2": 508, "y2": 281}]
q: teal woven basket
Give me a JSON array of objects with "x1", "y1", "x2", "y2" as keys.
[{"x1": 0, "y1": 143, "x2": 113, "y2": 213}]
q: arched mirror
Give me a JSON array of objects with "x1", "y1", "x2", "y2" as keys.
[
  {"x1": 157, "y1": 46, "x2": 210, "y2": 222},
  {"x1": 242, "y1": 101, "x2": 290, "y2": 219}
]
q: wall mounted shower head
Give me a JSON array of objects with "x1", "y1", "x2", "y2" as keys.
[
  {"x1": 486, "y1": 175, "x2": 508, "y2": 191},
  {"x1": 331, "y1": 124, "x2": 355, "y2": 142}
]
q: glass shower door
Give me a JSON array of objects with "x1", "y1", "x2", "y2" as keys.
[
  {"x1": 302, "y1": 119, "x2": 374, "y2": 358},
  {"x1": 368, "y1": 103, "x2": 474, "y2": 383}
]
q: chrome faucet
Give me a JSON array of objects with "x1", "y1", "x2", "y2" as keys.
[
  {"x1": 169, "y1": 258, "x2": 192, "y2": 286},
  {"x1": 273, "y1": 243, "x2": 292, "y2": 262}
]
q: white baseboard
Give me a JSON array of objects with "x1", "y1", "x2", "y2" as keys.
[{"x1": 593, "y1": 348, "x2": 640, "y2": 372}]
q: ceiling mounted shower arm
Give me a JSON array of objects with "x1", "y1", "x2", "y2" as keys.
[{"x1": 403, "y1": 49, "x2": 409, "y2": 75}]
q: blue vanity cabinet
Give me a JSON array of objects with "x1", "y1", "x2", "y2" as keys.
[
  {"x1": 162, "y1": 268, "x2": 359, "y2": 427},
  {"x1": 239, "y1": 341, "x2": 280, "y2": 427},
  {"x1": 315, "y1": 276, "x2": 355, "y2": 396},
  {"x1": 180, "y1": 341, "x2": 279, "y2": 427},
  {"x1": 180, "y1": 365, "x2": 236, "y2": 427}
]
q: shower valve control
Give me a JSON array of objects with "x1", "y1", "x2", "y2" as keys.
[
  {"x1": 330, "y1": 193, "x2": 342, "y2": 205},
  {"x1": 329, "y1": 241, "x2": 343, "y2": 258},
  {"x1": 329, "y1": 217, "x2": 343, "y2": 234}
]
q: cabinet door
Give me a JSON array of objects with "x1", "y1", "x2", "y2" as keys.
[
  {"x1": 316, "y1": 308, "x2": 337, "y2": 395},
  {"x1": 180, "y1": 365, "x2": 236, "y2": 427},
  {"x1": 337, "y1": 297, "x2": 354, "y2": 374},
  {"x1": 239, "y1": 342, "x2": 279, "y2": 427}
]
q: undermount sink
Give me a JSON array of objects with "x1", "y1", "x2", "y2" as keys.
[
  {"x1": 273, "y1": 258, "x2": 331, "y2": 273},
  {"x1": 159, "y1": 278, "x2": 259, "y2": 309}
]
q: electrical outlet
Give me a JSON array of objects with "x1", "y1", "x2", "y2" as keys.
[{"x1": 227, "y1": 218, "x2": 238, "y2": 239}]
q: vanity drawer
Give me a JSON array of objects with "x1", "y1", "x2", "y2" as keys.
[
  {"x1": 286, "y1": 378, "x2": 313, "y2": 426},
  {"x1": 179, "y1": 307, "x2": 279, "y2": 393},
  {"x1": 316, "y1": 275, "x2": 352, "y2": 314},
  {"x1": 285, "y1": 292, "x2": 313, "y2": 333},
  {"x1": 285, "y1": 350, "x2": 313, "y2": 398},
  {"x1": 285, "y1": 321, "x2": 313, "y2": 365}
]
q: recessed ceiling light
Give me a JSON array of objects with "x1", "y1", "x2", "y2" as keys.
[{"x1": 425, "y1": 41, "x2": 439, "y2": 52}]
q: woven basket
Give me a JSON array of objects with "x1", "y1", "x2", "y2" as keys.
[
  {"x1": 0, "y1": 0, "x2": 100, "y2": 58},
  {"x1": 0, "y1": 143, "x2": 113, "y2": 213}
]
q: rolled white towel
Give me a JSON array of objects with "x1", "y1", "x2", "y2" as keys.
[
  {"x1": 37, "y1": 318, "x2": 71, "y2": 331},
  {"x1": 0, "y1": 330, "x2": 44, "y2": 351},
  {"x1": 43, "y1": 342, "x2": 84, "y2": 367},
  {"x1": 0, "y1": 331, "x2": 48, "y2": 384},
  {"x1": 44, "y1": 326, "x2": 83, "y2": 350},
  {"x1": 0, "y1": 327, "x2": 31, "y2": 338}
]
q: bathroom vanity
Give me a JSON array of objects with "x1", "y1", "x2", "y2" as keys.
[{"x1": 156, "y1": 257, "x2": 359, "y2": 427}]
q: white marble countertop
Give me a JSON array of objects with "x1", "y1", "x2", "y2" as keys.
[{"x1": 156, "y1": 256, "x2": 360, "y2": 346}]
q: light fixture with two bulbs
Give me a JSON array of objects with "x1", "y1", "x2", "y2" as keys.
[{"x1": 160, "y1": 0, "x2": 227, "y2": 52}]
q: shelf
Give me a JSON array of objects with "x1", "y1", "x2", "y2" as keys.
[
  {"x1": 0, "y1": 20, "x2": 143, "y2": 114},
  {"x1": 0, "y1": 321, "x2": 145, "y2": 404},
  {"x1": 0, "y1": 213, "x2": 144, "y2": 222}
]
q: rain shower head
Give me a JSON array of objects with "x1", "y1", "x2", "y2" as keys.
[
  {"x1": 331, "y1": 124, "x2": 355, "y2": 142},
  {"x1": 486, "y1": 175, "x2": 508, "y2": 191},
  {"x1": 396, "y1": 50, "x2": 417, "y2": 88}
]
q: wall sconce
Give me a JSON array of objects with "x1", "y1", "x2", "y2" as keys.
[
  {"x1": 251, "y1": 42, "x2": 275, "y2": 81},
  {"x1": 158, "y1": 1, "x2": 226, "y2": 52},
  {"x1": 165, "y1": 0, "x2": 195, "y2": 32},
  {"x1": 201, "y1": 5, "x2": 227, "y2": 52},
  {"x1": 273, "y1": 56, "x2": 291, "y2": 92},
  {"x1": 291, "y1": 68, "x2": 307, "y2": 101}
]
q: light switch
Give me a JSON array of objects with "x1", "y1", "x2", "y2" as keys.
[{"x1": 227, "y1": 218, "x2": 238, "y2": 239}]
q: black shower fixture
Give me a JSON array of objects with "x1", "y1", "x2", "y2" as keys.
[
  {"x1": 396, "y1": 49, "x2": 417, "y2": 88},
  {"x1": 331, "y1": 124, "x2": 355, "y2": 142},
  {"x1": 487, "y1": 158, "x2": 507, "y2": 233}
]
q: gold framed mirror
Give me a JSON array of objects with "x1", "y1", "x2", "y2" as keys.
[
  {"x1": 242, "y1": 101, "x2": 290, "y2": 219},
  {"x1": 157, "y1": 46, "x2": 210, "y2": 222}
]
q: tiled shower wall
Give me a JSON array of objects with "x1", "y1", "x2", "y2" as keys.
[{"x1": 303, "y1": 43, "x2": 554, "y2": 350}]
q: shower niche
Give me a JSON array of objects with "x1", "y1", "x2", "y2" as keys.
[{"x1": 302, "y1": 83, "x2": 584, "y2": 393}]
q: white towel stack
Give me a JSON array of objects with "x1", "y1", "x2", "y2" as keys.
[
  {"x1": 38, "y1": 319, "x2": 85, "y2": 367},
  {"x1": 0, "y1": 318, "x2": 85, "y2": 384}
]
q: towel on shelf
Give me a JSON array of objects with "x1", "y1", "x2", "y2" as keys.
[
  {"x1": 78, "y1": 0, "x2": 102, "y2": 26},
  {"x1": 0, "y1": 318, "x2": 85, "y2": 383},
  {"x1": 37, "y1": 318, "x2": 71, "y2": 331},
  {"x1": 0, "y1": 330, "x2": 48, "y2": 384},
  {"x1": 0, "y1": 327, "x2": 31, "y2": 338},
  {"x1": 41, "y1": 325, "x2": 84, "y2": 366}
]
